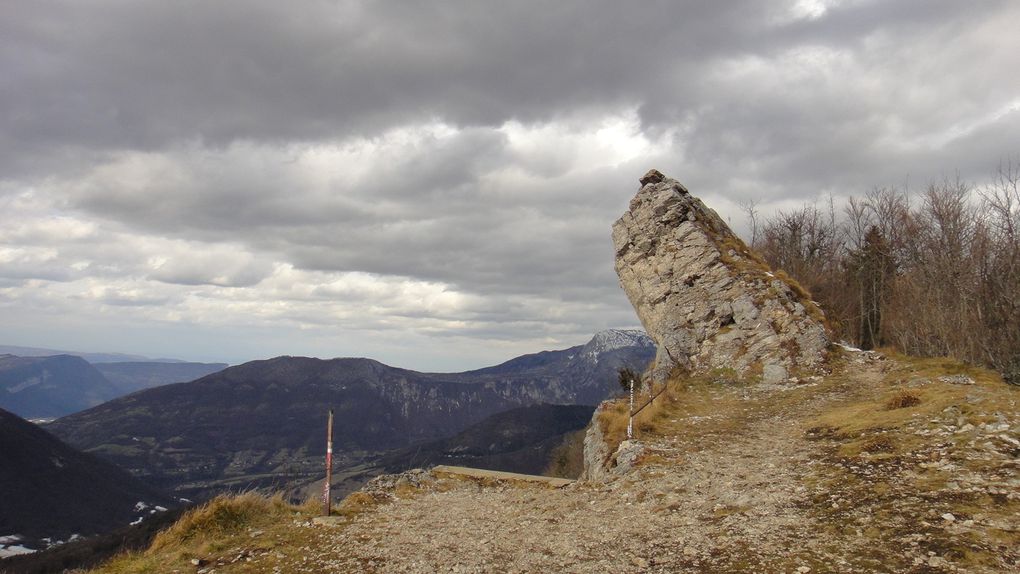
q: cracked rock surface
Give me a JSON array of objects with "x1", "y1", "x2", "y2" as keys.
[{"x1": 612, "y1": 169, "x2": 829, "y2": 381}]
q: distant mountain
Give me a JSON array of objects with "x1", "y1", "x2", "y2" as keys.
[
  {"x1": 0, "y1": 345, "x2": 178, "y2": 364},
  {"x1": 0, "y1": 355, "x2": 122, "y2": 420},
  {"x1": 285, "y1": 403, "x2": 595, "y2": 503},
  {"x1": 47, "y1": 330, "x2": 654, "y2": 500},
  {"x1": 0, "y1": 407, "x2": 173, "y2": 554},
  {"x1": 95, "y1": 362, "x2": 228, "y2": 395},
  {"x1": 377, "y1": 404, "x2": 595, "y2": 475},
  {"x1": 0, "y1": 355, "x2": 227, "y2": 420},
  {"x1": 463, "y1": 329, "x2": 654, "y2": 405}
]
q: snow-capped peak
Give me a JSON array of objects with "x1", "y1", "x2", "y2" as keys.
[{"x1": 583, "y1": 329, "x2": 654, "y2": 361}]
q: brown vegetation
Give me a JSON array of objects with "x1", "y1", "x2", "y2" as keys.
[
  {"x1": 751, "y1": 160, "x2": 1020, "y2": 384},
  {"x1": 90, "y1": 493, "x2": 319, "y2": 574}
]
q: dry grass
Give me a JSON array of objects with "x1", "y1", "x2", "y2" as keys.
[
  {"x1": 808, "y1": 358, "x2": 999, "y2": 448},
  {"x1": 596, "y1": 379, "x2": 684, "y2": 456},
  {"x1": 90, "y1": 493, "x2": 319, "y2": 574},
  {"x1": 797, "y1": 352, "x2": 1019, "y2": 571},
  {"x1": 705, "y1": 224, "x2": 831, "y2": 330},
  {"x1": 150, "y1": 493, "x2": 291, "y2": 551},
  {"x1": 594, "y1": 369, "x2": 767, "y2": 463},
  {"x1": 884, "y1": 389, "x2": 921, "y2": 410},
  {"x1": 334, "y1": 491, "x2": 383, "y2": 518}
]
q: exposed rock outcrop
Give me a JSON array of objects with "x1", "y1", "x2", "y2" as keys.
[
  {"x1": 580, "y1": 407, "x2": 647, "y2": 483},
  {"x1": 613, "y1": 170, "x2": 830, "y2": 382},
  {"x1": 580, "y1": 409, "x2": 612, "y2": 483}
]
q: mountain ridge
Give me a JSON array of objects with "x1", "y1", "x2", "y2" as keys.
[
  {"x1": 0, "y1": 407, "x2": 174, "y2": 554},
  {"x1": 46, "y1": 330, "x2": 654, "y2": 501}
]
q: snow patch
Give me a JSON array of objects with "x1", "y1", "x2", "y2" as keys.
[
  {"x1": 583, "y1": 329, "x2": 654, "y2": 361},
  {"x1": 0, "y1": 536, "x2": 36, "y2": 557},
  {"x1": 0, "y1": 545, "x2": 36, "y2": 558}
]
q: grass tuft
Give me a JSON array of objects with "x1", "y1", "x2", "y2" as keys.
[
  {"x1": 150, "y1": 492, "x2": 291, "y2": 551},
  {"x1": 92, "y1": 492, "x2": 317, "y2": 573},
  {"x1": 884, "y1": 390, "x2": 921, "y2": 410}
]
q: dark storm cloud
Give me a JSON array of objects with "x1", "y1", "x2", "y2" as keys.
[
  {"x1": 4, "y1": 1, "x2": 1015, "y2": 189},
  {"x1": 1, "y1": 1, "x2": 787, "y2": 168},
  {"x1": 2, "y1": 0, "x2": 1018, "y2": 365}
]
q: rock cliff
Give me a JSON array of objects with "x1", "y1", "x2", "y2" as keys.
[{"x1": 612, "y1": 169, "x2": 830, "y2": 382}]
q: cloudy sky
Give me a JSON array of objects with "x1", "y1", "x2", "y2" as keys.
[{"x1": 1, "y1": 0, "x2": 1018, "y2": 369}]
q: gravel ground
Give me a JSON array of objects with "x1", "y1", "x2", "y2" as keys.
[{"x1": 254, "y1": 353, "x2": 1018, "y2": 573}]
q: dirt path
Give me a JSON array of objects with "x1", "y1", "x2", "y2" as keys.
[{"x1": 257, "y1": 355, "x2": 1017, "y2": 573}]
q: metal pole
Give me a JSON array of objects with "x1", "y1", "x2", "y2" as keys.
[{"x1": 323, "y1": 409, "x2": 334, "y2": 516}]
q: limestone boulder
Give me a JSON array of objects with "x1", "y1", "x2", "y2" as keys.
[{"x1": 613, "y1": 169, "x2": 830, "y2": 382}]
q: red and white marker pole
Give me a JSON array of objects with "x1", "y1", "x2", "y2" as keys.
[{"x1": 323, "y1": 409, "x2": 334, "y2": 516}]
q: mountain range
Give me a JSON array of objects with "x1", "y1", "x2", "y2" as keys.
[
  {"x1": 46, "y1": 330, "x2": 654, "y2": 500},
  {"x1": 0, "y1": 345, "x2": 185, "y2": 364},
  {"x1": 0, "y1": 354, "x2": 227, "y2": 420}
]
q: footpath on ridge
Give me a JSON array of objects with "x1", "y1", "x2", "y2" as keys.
[{"x1": 258, "y1": 349, "x2": 1018, "y2": 573}]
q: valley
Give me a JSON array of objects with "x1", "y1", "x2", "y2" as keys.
[{"x1": 43, "y1": 330, "x2": 653, "y2": 502}]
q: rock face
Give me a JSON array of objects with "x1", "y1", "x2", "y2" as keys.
[{"x1": 613, "y1": 170, "x2": 829, "y2": 382}]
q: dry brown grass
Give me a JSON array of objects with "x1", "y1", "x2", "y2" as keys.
[
  {"x1": 149, "y1": 493, "x2": 291, "y2": 551},
  {"x1": 335, "y1": 491, "x2": 382, "y2": 517},
  {"x1": 797, "y1": 352, "x2": 1019, "y2": 571},
  {"x1": 808, "y1": 354, "x2": 1002, "y2": 453},
  {"x1": 884, "y1": 389, "x2": 921, "y2": 410},
  {"x1": 90, "y1": 493, "x2": 319, "y2": 574},
  {"x1": 596, "y1": 379, "x2": 684, "y2": 456}
]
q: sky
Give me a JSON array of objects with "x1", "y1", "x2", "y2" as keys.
[{"x1": 1, "y1": 0, "x2": 1018, "y2": 370}]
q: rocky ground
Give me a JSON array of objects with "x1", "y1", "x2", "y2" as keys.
[{"x1": 229, "y1": 349, "x2": 1017, "y2": 574}]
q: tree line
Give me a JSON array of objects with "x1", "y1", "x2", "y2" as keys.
[{"x1": 744, "y1": 161, "x2": 1020, "y2": 385}]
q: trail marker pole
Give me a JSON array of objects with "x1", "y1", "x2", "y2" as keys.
[
  {"x1": 323, "y1": 409, "x2": 334, "y2": 516},
  {"x1": 627, "y1": 378, "x2": 634, "y2": 440}
]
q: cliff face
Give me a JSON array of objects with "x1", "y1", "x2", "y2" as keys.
[{"x1": 612, "y1": 169, "x2": 829, "y2": 382}]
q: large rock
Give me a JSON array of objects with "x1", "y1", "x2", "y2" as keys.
[{"x1": 613, "y1": 170, "x2": 829, "y2": 382}]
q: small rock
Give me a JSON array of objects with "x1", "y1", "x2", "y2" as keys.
[
  {"x1": 939, "y1": 374, "x2": 974, "y2": 385},
  {"x1": 763, "y1": 363, "x2": 788, "y2": 383},
  {"x1": 941, "y1": 513, "x2": 956, "y2": 522},
  {"x1": 797, "y1": 567, "x2": 811, "y2": 573}
]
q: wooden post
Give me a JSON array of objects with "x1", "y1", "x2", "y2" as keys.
[{"x1": 323, "y1": 409, "x2": 334, "y2": 516}]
